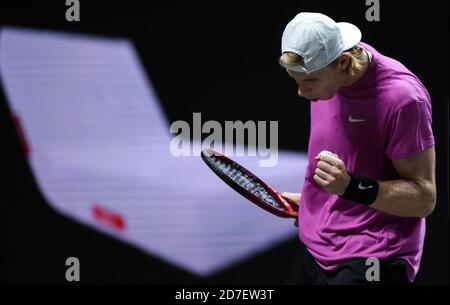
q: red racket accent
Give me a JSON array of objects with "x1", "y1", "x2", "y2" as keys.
[{"x1": 201, "y1": 148, "x2": 298, "y2": 218}]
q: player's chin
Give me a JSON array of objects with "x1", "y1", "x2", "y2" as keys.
[
  {"x1": 309, "y1": 93, "x2": 334, "y2": 102},
  {"x1": 302, "y1": 94, "x2": 322, "y2": 102},
  {"x1": 307, "y1": 97, "x2": 320, "y2": 102}
]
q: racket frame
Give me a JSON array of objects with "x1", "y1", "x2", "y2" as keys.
[{"x1": 201, "y1": 148, "x2": 298, "y2": 218}]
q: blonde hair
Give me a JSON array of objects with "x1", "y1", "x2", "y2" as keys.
[{"x1": 279, "y1": 44, "x2": 367, "y2": 77}]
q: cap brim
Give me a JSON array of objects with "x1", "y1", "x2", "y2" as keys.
[{"x1": 337, "y1": 22, "x2": 362, "y2": 50}]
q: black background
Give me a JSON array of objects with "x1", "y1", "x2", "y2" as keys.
[{"x1": 1, "y1": 0, "x2": 448, "y2": 285}]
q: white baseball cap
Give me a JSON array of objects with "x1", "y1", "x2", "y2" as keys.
[{"x1": 281, "y1": 12, "x2": 362, "y2": 74}]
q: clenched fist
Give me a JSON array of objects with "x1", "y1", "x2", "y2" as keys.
[{"x1": 314, "y1": 150, "x2": 351, "y2": 196}]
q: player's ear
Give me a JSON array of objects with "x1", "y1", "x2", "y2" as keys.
[{"x1": 337, "y1": 53, "x2": 351, "y2": 71}]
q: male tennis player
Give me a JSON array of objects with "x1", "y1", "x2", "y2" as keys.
[{"x1": 279, "y1": 12, "x2": 436, "y2": 284}]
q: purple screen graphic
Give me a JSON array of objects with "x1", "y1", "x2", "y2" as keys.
[{"x1": 0, "y1": 27, "x2": 308, "y2": 275}]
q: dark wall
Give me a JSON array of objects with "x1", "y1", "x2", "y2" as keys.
[{"x1": 1, "y1": 1, "x2": 448, "y2": 284}]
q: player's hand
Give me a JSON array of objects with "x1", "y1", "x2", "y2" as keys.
[
  {"x1": 314, "y1": 151, "x2": 351, "y2": 196},
  {"x1": 281, "y1": 192, "x2": 301, "y2": 227}
]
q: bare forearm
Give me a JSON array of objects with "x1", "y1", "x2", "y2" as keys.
[
  {"x1": 313, "y1": 147, "x2": 436, "y2": 218},
  {"x1": 370, "y1": 179, "x2": 436, "y2": 218}
]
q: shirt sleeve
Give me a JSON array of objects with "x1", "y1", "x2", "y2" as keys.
[{"x1": 385, "y1": 99, "x2": 435, "y2": 159}]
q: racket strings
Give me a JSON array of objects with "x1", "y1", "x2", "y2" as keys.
[{"x1": 210, "y1": 155, "x2": 283, "y2": 210}]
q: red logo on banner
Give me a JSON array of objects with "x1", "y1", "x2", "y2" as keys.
[
  {"x1": 92, "y1": 204, "x2": 126, "y2": 231},
  {"x1": 12, "y1": 113, "x2": 30, "y2": 157}
]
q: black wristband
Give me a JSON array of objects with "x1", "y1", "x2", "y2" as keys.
[{"x1": 339, "y1": 172, "x2": 379, "y2": 206}]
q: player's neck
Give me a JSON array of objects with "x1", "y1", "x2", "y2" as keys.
[{"x1": 342, "y1": 48, "x2": 372, "y2": 88}]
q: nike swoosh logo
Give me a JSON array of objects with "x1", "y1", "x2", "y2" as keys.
[
  {"x1": 348, "y1": 115, "x2": 365, "y2": 123},
  {"x1": 358, "y1": 183, "x2": 374, "y2": 190}
]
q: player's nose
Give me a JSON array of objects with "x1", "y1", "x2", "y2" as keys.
[{"x1": 297, "y1": 85, "x2": 310, "y2": 98}]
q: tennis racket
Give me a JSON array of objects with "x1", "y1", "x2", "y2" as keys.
[{"x1": 201, "y1": 148, "x2": 298, "y2": 218}]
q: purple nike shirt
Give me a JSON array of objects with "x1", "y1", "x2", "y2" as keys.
[{"x1": 298, "y1": 42, "x2": 435, "y2": 282}]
